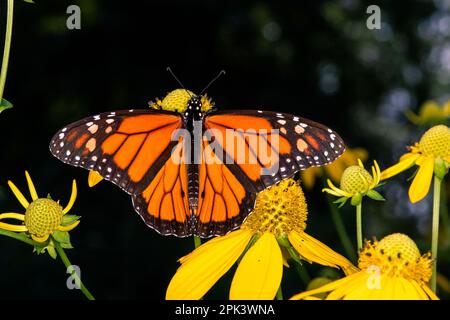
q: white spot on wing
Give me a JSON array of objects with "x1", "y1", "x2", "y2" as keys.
[{"x1": 88, "y1": 124, "x2": 98, "y2": 134}]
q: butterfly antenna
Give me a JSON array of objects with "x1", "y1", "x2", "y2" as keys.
[
  {"x1": 200, "y1": 70, "x2": 226, "y2": 96},
  {"x1": 166, "y1": 67, "x2": 193, "y2": 97}
]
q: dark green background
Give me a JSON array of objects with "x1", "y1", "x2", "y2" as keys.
[{"x1": 0, "y1": 0, "x2": 449, "y2": 299}]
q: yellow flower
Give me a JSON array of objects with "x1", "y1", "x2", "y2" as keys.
[
  {"x1": 166, "y1": 179, "x2": 357, "y2": 300},
  {"x1": 0, "y1": 171, "x2": 79, "y2": 243},
  {"x1": 149, "y1": 88, "x2": 214, "y2": 113},
  {"x1": 301, "y1": 147, "x2": 369, "y2": 189},
  {"x1": 381, "y1": 125, "x2": 450, "y2": 203},
  {"x1": 322, "y1": 159, "x2": 383, "y2": 207},
  {"x1": 291, "y1": 233, "x2": 438, "y2": 300},
  {"x1": 405, "y1": 100, "x2": 450, "y2": 126}
]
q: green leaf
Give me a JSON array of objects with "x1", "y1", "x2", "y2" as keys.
[
  {"x1": 61, "y1": 214, "x2": 80, "y2": 226},
  {"x1": 47, "y1": 245, "x2": 57, "y2": 259},
  {"x1": 60, "y1": 242, "x2": 74, "y2": 249},
  {"x1": 22, "y1": 0, "x2": 35, "y2": 3},
  {"x1": 351, "y1": 193, "x2": 363, "y2": 206},
  {"x1": 333, "y1": 196, "x2": 348, "y2": 208},
  {"x1": 367, "y1": 190, "x2": 386, "y2": 201},
  {"x1": 52, "y1": 230, "x2": 70, "y2": 244},
  {"x1": 0, "y1": 98, "x2": 13, "y2": 113}
]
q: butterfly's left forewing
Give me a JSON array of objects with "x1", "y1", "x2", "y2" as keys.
[{"x1": 50, "y1": 109, "x2": 183, "y2": 195}]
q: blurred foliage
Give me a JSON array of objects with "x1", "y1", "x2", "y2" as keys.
[{"x1": 0, "y1": 0, "x2": 449, "y2": 299}]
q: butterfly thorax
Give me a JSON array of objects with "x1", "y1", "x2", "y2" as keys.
[{"x1": 185, "y1": 96, "x2": 204, "y2": 217}]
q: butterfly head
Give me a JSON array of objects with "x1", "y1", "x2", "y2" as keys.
[{"x1": 150, "y1": 89, "x2": 214, "y2": 114}]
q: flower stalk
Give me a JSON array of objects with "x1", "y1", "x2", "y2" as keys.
[
  {"x1": 0, "y1": 0, "x2": 13, "y2": 101},
  {"x1": 356, "y1": 203, "x2": 362, "y2": 251},
  {"x1": 431, "y1": 176, "x2": 442, "y2": 292},
  {"x1": 325, "y1": 193, "x2": 357, "y2": 262},
  {"x1": 54, "y1": 240, "x2": 95, "y2": 300}
]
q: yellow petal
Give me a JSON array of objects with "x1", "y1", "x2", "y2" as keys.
[
  {"x1": 290, "y1": 271, "x2": 364, "y2": 300},
  {"x1": 88, "y1": 171, "x2": 104, "y2": 188},
  {"x1": 0, "y1": 222, "x2": 28, "y2": 232},
  {"x1": 324, "y1": 179, "x2": 351, "y2": 197},
  {"x1": 408, "y1": 156, "x2": 434, "y2": 203},
  {"x1": 419, "y1": 282, "x2": 439, "y2": 300},
  {"x1": 229, "y1": 232, "x2": 283, "y2": 300},
  {"x1": 0, "y1": 212, "x2": 25, "y2": 221},
  {"x1": 57, "y1": 220, "x2": 80, "y2": 232},
  {"x1": 63, "y1": 180, "x2": 77, "y2": 214},
  {"x1": 31, "y1": 234, "x2": 49, "y2": 242},
  {"x1": 380, "y1": 153, "x2": 420, "y2": 180},
  {"x1": 7, "y1": 181, "x2": 29, "y2": 209},
  {"x1": 288, "y1": 231, "x2": 358, "y2": 275},
  {"x1": 166, "y1": 229, "x2": 253, "y2": 300},
  {"x1": 25, "y1": 171, "x2": 38, "y2": 201},
  {"x1": 397, "y1": 277, "x2": 425, "y2": 300}
]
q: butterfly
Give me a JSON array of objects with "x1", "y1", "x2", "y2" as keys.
[{"x1": 49, "y1": 89, "x2": 345, "y2": 238}]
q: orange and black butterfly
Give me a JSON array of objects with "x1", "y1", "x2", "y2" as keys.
[{"x1": 49, "y1": 89, "x2": 345, "y2": 237}]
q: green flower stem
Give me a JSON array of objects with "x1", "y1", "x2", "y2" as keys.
[
  {"x1": 0, "y1": 229, "x2": 42, "y2": 247},
  {"x1": 54, "y1": 241, "x2": 95, "y2": 300},
  {"x1": 326, "y1": 195, "x2": 357, "y2": 263},
  {"x1": 193, "y1": 235, "x2": 202, "y2": 249},
  {"x1": 356, "y1": 203, "x2": 363, "y2": 251},
  {"x1": 276, "y1": 286, "x2": 283, "y2": 300},
  {"x1": 431, "y1": 176, "x2": 442, "y2": 293},
  {"x1": 0, "y1": 0, "x2": 13, "y2": 100}
]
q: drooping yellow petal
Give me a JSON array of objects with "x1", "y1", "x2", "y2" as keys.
[
  {"x1": 409, "y1": 280, "x2": 430, "y2": 300},
  {"x1": 229, "y1": 232, "x2": 283, "y2": 300},
  {"x1": 0, "y1": 222, "x2": 28, "y2": 232},
  {"x1": 0, "y1": 212, "x2": 25, "y2": 221},
  {"x1": 63, "y1": 180, "x2": 77, "y2": 214},
  {"x1": 25, "y1": 171, "x2": 38, "y2": 201},
  {"x1": 323, "y1": 179, "x2": 351, "y2": 197},
  {"x1": 329, "y1": 272, "x2": 376, "y2": 300},
  {"x1": 420, "y1": 281, "x2": 440, "y2": 300},
  {"x1": 88, "y1": 171, "x2": 104, "y2": 188},
  {"x1": 321, "y1": 188, "x2": 345, "y2": 197},
  {"x1": 380, "y1": 153, "x2": 420, "y2": 180},
  {"x1": 166, "y1": 229, "x2": 253, "y2": 300},
  {"x1": 290, "y1": 271, "x2": 364, "y2": 300},
  {"x1": 57, "y1": 220, "x2": 80, "y2": 232},
  {"x1": 408, "y1": 156, "x2": 434, "y2": 203},
  {"x1": 7, "y1": 181, "x2": 29, "y2": 209},
  {"x1": 397, "y1": 277, "x2": 425, "y2": 300},
  {"x1": 288, "y1": 231, "x2": 358, "y2": 275},
  {"x1": 31, "y1": 234, "x2": 49, "y2": 242}
]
